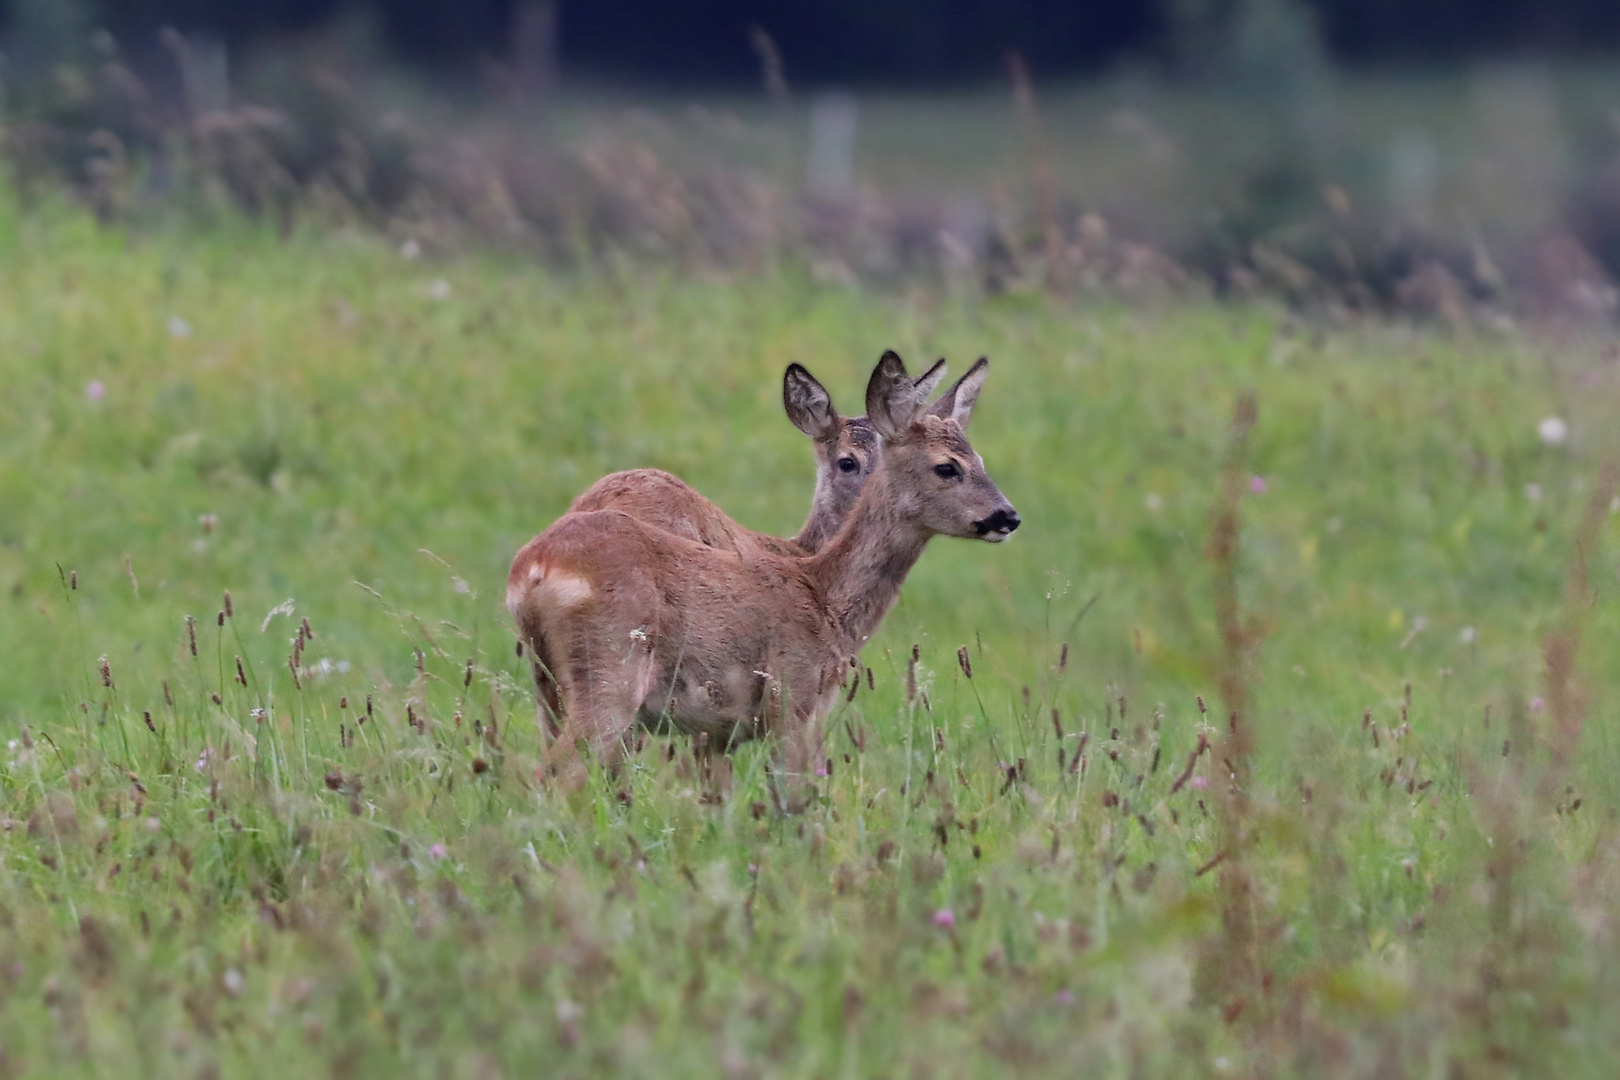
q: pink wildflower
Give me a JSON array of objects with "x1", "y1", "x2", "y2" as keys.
[{"x1": 931, "y1": 908, "x2": 956, "y2": 929}]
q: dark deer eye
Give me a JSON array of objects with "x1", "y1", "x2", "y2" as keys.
[
  {"x1": 933, "y1": 462, "x2": 962, "y2": 480},
  {"x1": 837, "y1": 456, "x2": 860, "y2": 474}
]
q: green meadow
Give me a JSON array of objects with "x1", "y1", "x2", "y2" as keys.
[{"x1": 1, "y1": 194, "x2": 1618, "y2": 1077}]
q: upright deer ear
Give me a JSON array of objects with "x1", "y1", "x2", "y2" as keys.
[
  {"x1": 925, "y1": 357, "x2": 989, "y2": 429},
  {"x1": 783, "y1": 364, "x2": 840, "y2": 440},
  {"x1": 866, "y1": 350, "x2": 928, "y2": 442},
  {"x1": 912, "y1": 358, "x2": 947, "y2": 401}
]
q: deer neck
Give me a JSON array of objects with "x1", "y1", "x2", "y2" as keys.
[
  {"x1": 806, "y1": 467, "x2": 930, "y2": 650},
  {"x1": 793, "y1": 480, "x2": 840, "y2": 553}
]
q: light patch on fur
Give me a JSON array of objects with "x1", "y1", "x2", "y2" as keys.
[{"x1": 540, "y1": 572, "x2": 594, "y2": 607}]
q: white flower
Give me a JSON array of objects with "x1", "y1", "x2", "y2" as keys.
[
  {"x1": 1538, "y1": 416, "x2": 1567, "y2": 446},
  {"x1": 428, "y1": 279, "x2": 452, "y2": 301},
  {"x1": 1459, "y1": 626, "x2": 1477, "y2": 645},
  {"x1": 1144, "y1": 493, "x2": 1163, "y2": 512},
  {"x1": 1526, "y1": 482, "x2": 1542, "y2": 503},
  {"x1": 168, "y1": 316, "x2": 192, "y2": 339},
  {"x1": 400, "y1": 239, "x2": 421, "y2": 260}
]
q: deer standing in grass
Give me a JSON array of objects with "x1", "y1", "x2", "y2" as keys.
[{"x1": 507, "y1": 352, "x2": 1019, "y2": 809}]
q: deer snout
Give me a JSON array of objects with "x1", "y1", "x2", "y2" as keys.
[{"x1": 974, "y1": 506, "x2": 1020, "y2": 542}]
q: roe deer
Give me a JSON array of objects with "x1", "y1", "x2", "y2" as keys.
[
  {"x1": 507, "y1": 351, "x2": 1018, "y2": 809},
  {"x1": 564, "y1": 361, "x2": 939, "y2": 556}
]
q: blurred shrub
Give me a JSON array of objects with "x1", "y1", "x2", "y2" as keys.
[{"x1": 1, "y1": 23, "x2": 1615, "y2": 324}]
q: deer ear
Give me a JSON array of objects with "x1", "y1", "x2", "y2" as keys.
[
  {"x1": 912, "y1": 358, "x2": 947, "y2": 401},
  {"x1": 926, "y1": 357, "x2": 989, "y2": 429},
  {"x1": 866, "y1": 350, "x2": 923, "y2": 441},
  {"x1": 783, "y1": 364, "x2": 840, "y2": 440}
]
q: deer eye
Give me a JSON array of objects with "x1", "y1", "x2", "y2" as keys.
[
  {"x1": 837, "y1": 456, "x2": 860, "y2": 474},
  {"x1": 933, "y1": 462, "x2": 962, "y2": 480}
]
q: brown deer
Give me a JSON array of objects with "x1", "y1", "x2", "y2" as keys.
[
  {"x1": 564, "y1": 361, "x2": 938, "y2": 556},
  {"x1": 507, "y1": 351, "x2": 1019, "y2": 809}
]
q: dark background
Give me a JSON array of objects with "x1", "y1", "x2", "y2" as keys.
[{"x1": 5, "y1": 0, "x2": 1620, "y2": 86}]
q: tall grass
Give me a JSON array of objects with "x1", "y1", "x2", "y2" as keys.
[{"x1": 1, "y1": 196, "x2": 1619, "y2": 1075}]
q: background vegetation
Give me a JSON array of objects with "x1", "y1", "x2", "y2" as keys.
[{"x1": 2, "y1": 189, "x2": 1619, "y2": 1074}]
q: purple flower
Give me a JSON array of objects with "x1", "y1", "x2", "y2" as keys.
[
  {"x1": 429, "y1": 843, "x2": 447, "y2": 860},
  {"x1": 1191, "y1": 775, "x2": 1209, "y2": 790},
  {"x1": 1054, "y1": 988, "x2": 1076, "y2": 1006},
  {"x1": 1529, "y1": 697, "x2": 1545, "y2": 713},
  {"x1": 1248, "y1": 476, "x2": 1267, "y2": 494},
  {"x1": 86, "y1": 380, "x2": 106, "y2": 402},
  {"x1": 931, "y1": 908, "x2": 956, "y2": 929}
]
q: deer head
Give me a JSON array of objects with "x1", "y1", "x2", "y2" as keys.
[
  {"x1": 861, "y1": 351, "x2": 1019, "y2": 543},
  {"x1": 783, "y1": 358, "x2": 945, "y2": 552}
]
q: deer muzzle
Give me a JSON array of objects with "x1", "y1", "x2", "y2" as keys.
[{"x1": 974, "y1": 507, "x2": 1020, "y2": 541}]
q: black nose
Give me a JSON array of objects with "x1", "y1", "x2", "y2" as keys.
[{"x1": 975, "y1": 508, "x2": 1020, "y2": 535}]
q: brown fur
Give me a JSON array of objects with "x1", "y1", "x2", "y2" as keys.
[{"x1": 507, "y1": 352, "x2": 1017, "y2": 810}]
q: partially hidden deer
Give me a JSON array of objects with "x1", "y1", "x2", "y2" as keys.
[
  {"x1": 506, "y1": 351, "x2": 1019, "y2": 809},
  {"x1": 565, "y1": 361, "x2": 938, "y2": 556}
]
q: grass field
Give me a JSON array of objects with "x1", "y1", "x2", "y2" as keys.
[{"x1": 2, "y1": 191, "x2": 1620, "y2": 1077}]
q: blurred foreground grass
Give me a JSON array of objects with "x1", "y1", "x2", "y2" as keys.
[{"x1": 2, "y1": 195, "x2": 1620, "y2": 1076}]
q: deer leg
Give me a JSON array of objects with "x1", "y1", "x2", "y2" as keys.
[
  {"x1": 542, "y1": 614, "x2": 659, "y2": 786},
  {"x1": 530, "y1": 657, "x2": 563, "y2": 742},
  {"x1": 769, "y1": 685, "x2": 826, "y2": 815},
  {"x1": 694, "y1": 732, "x2": 735, "y2": 804}
]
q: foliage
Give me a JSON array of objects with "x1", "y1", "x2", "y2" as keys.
[{"x1": 1, "y1": 198, "x2": 1620, "y2": 1076}]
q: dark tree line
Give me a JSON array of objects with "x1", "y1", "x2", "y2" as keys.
[{"x1": 4, "y1": 0, "x2": 1620, "y2": 85}]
